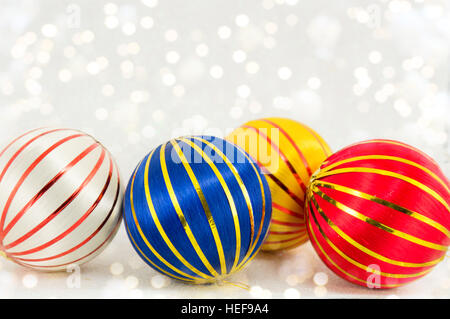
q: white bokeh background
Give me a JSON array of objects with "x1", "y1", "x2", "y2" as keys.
[{"x1": 0, "y1": 0, "x2": 449, "y2": 298}]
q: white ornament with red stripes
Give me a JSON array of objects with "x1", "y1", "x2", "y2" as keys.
[{"x1": 0, "y1": 128, "x2": 122, "y2": 271}]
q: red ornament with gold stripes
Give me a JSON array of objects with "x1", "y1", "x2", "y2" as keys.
[
  {"x1": 227, "y1": 117, "x2": 331, "y2": 251},
  {"x1": 306, "y1": 139, "x2": 450, "y2": 288},
  {"x1": 0, "y1": 128, "x2": 122, "y2": 271}
]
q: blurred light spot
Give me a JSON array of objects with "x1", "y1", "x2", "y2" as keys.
[
  {"x1": 96, "y1": 108, "x2": 109, "y2": 120},
  {"x1": 41, "y1": 24, "x2": 58, "y2": 38},
  {"x1": 102, "y1": 84, "x2": 115, "y2": 96},
  {"x1": 278, "y1": 67, "x2": 292, "y2": 80},
  {"x1": 236, "y1": 85, "x2": 251, "y2": 98},
  {"x1": 235, "y1": 14, "x2": 250, "y2": 28},
  {"x1": 196, "y1": 43, "x2": 209, "y2": 57},
  {"x1": 22, "y1": 274, "x2": 38, "y2": 289},
  {"x1": 230, "y1": 106, "x2": 243, "y2": 119},
  {"x1": 313, "y1": 272, "x2": 328, "y2": 286},
  {"x1": 166, "y1": 51, "x2": 180, "y2": 64},
  {"x1": 245, "y1": 61, "x2": 260, "y2": 74},
  {"x1": 122, "y1": 23, "x2": 136, "y2": 36},
  {"x1": 125, "y1": 276, "x2": 139, "y2": 289},
  {"x1": 110, "y1": 262, "x2": 124, "y2": 276},
  {"x1": 284, "y1": 288, "x2": 301, "y2": 298},
  {"x1": 173, "y1": 85, "x2": 185, "y2": 97},
  {"x1": 151, "y1": 275, "x2": 167, "y2": 289},
  {"x1": 232, "y1": 50, "x2": 247, "y2": 63},
  {"x1": 142, "y1": 0, "x2": 158, "y2": 8},
  {"x1": 394, "y1": 99, "x2": 412, "y2": 117},
  {"x1": 209, "y1": 65, "x2": 224, "y2": 79},
  {"x1": 140, "y1": 16, "x2": 154, "y2": 29},
  {"x1": 308, "y1": 77, "x2": 321, "y2": 89},
  {"x1": 58, "y1": 69, "x2": 72, "y2": 82},
  {"x1": 165, "y1": 29, "x2": 178, "y2": 42},
  {"x1": 369, "y1": 51, "x2": 382, "y2": 64},
  {"x1": 104, "y1": 3, "x2": 118, "y2": 15},
  {"x1": 105, "y1": 16, "x2": 119, "y2": 29},
  {"x1": 217, "y1": 26, "x2": 231, "y2": 39},
  {"x1": 265, "y1": 22, "x2": 278, "y2": 34},
  {"x1": 286, "y1": 14, "x2": 298, "y2": 26},
  {"x1": 314, "y1": 286, "x2": 327, "y2": 297}
]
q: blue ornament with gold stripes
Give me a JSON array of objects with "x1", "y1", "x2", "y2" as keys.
[{"x1": 123, "y1": 136, "x2": 272, "y2": 283}]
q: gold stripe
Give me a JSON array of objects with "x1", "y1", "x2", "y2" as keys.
[
  {"x1": 306, "y1": 198, "x2": 433, "y2": 279},
  {"x1": 358, "y1": 140, "x2": 441, "y2": 165},
  {"x1": 306, "y1": 204, "x2": 403, "y2": 288},
  {"x1": 308, "y1": 194, "x2": 445, "y2": 267},
  {"x1": 320, "y1": 155, "x2": 449, "y2": 193},
  {"x1": 170, "y1": 139, "x2": 228, "y2": 275},
  {"x1": 124, "y1": 217, "x2": 195, "y2": 283},
  {"x1": 127, "y1": 164, "x2": 199, "y2": 280},
  {"x1": 316, "y1": 167, "x2": 449, "y2": 212},
  {"x1": 312, "y1": 186, "x2": 447, "y2": 251},
  {"x1": 242, "y1": 124, "x2": 308, "y2": 196},
  {"x1": 178, "y1": 138, "x2": 242, "y2": 272},
  {"x1": 147, "y1": 144, "x2": 217, "y2": 278},
  {"x1": 314, "y1": 181, "x2": 450, "y2": 238},
  {"x1": 253, "y1": 121, "x2": 312, "y2": 188},
  {"x1": 230, "y1": 145, "x2": 268, "y2": 272},
  {"x1": 190, "y1": 137, "x2": 256, "y2": 269}
]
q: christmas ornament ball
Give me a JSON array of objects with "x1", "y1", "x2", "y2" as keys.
[
  {"x1": 0, "y1": 128, "x2": 122, "y2": 271},
  {"x1": 227, "y1": 117, "x2": 331, "y2": 251},
  {"x1": 123, "y1": 136, "x2": 272, "y2": 283},
  {"x1": 306, "y1": 139, "x2": 450, "y2": 288}
]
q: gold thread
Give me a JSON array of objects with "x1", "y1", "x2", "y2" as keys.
[
  {"x1": 221, "y1": 280, "x2": 250, "y2": 290},
  {"x1": 320, "y1": 155, "x2": 449, "y2": 193},
  {"x1": 306, "y1": 208, "x2": 403, "y2": 288},
  {"x1": 358, "y1": 140, "x2": 442, "y2": 165},
  {"x1": 316, "y1": 167, "x2": 450, "y2": 212},
  {"x1": 189, "y1": 137, "x2": 256, "y2": 269},
  {"x1": 128, "y1": 161, "x2": 199, "y2": 280},
  {"x1": 142, "y1": 145, "x2": 216, "y2": 279},
  {"x1": 309, "y1": 194, "x2": 445, "y2": 268},
  {"x1": 306, "y1": 198, "x2": 434, "y2": 279},
  {"x1": 312, "y1": 186, "x2": 447, "y2": 251},
  {"x1": 124, "y1": 218, "x2": 195, "y2": 283},
  {"x1": 178, "y1": 138, "x2": 242, "y2": 272},
  {"x1": 243, "y1": 124, "x2": 310, "y2": 192},
  {"x1": 170, "y1": 140, "x2": 228, "y2": 275},
  {"x1": 230, "y1": 145, "x2": 268, "y2": 272},
  {"x1": 314, "y1": 181, "x2": 450, "y2": 238}
]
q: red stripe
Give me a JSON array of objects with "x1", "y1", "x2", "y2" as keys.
[
  {"x1": 264, "y1": 235, "x2": 305, "y2": 245},
  {"x1": 262, "y1": 119, "x2": 313, "y2": 175},
  {"x1": 0, "y1": 133, "x2": 83, "y2": 239},
  {"x1": 272, "y1": 202, "x2": 303, "y2": 218},
  {"x1": 279, "y1": 237, "x2": 308, "y2": 250},
  {"x1": 5, "y1": 149, "x2": 106, "y2": 252},
  {"x1": 244, "y1": 125, "x2": 307, "y2": 193},
  {"x1": 271, "y1": 219, "x2": 304, "y2": 227},
  {"x1": 15, "y1": 166, "x2": 120, "y2": 262},
  {"x1": 2, "y1": 143, "x2": 99, "y2": 239},
  {"x1": 269, "y1": 229, "x2": 306, "y2": 235},
  {"x1": 17, "y1": 215, "x2": 122, "y2": 269},
  {"x1": 0, "y1": 128, "x2": 42, "y2": 159},
  {"x1": 259, "y1": 165, "x2": 304, "y2": 208},
  {"x1": 0, "y1": 128, "x2": 68, "y2": 184}
]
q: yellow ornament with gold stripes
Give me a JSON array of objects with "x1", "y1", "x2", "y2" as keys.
[{"x1": 227, "y1": 118, "x2": 331, "y2": 251}]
